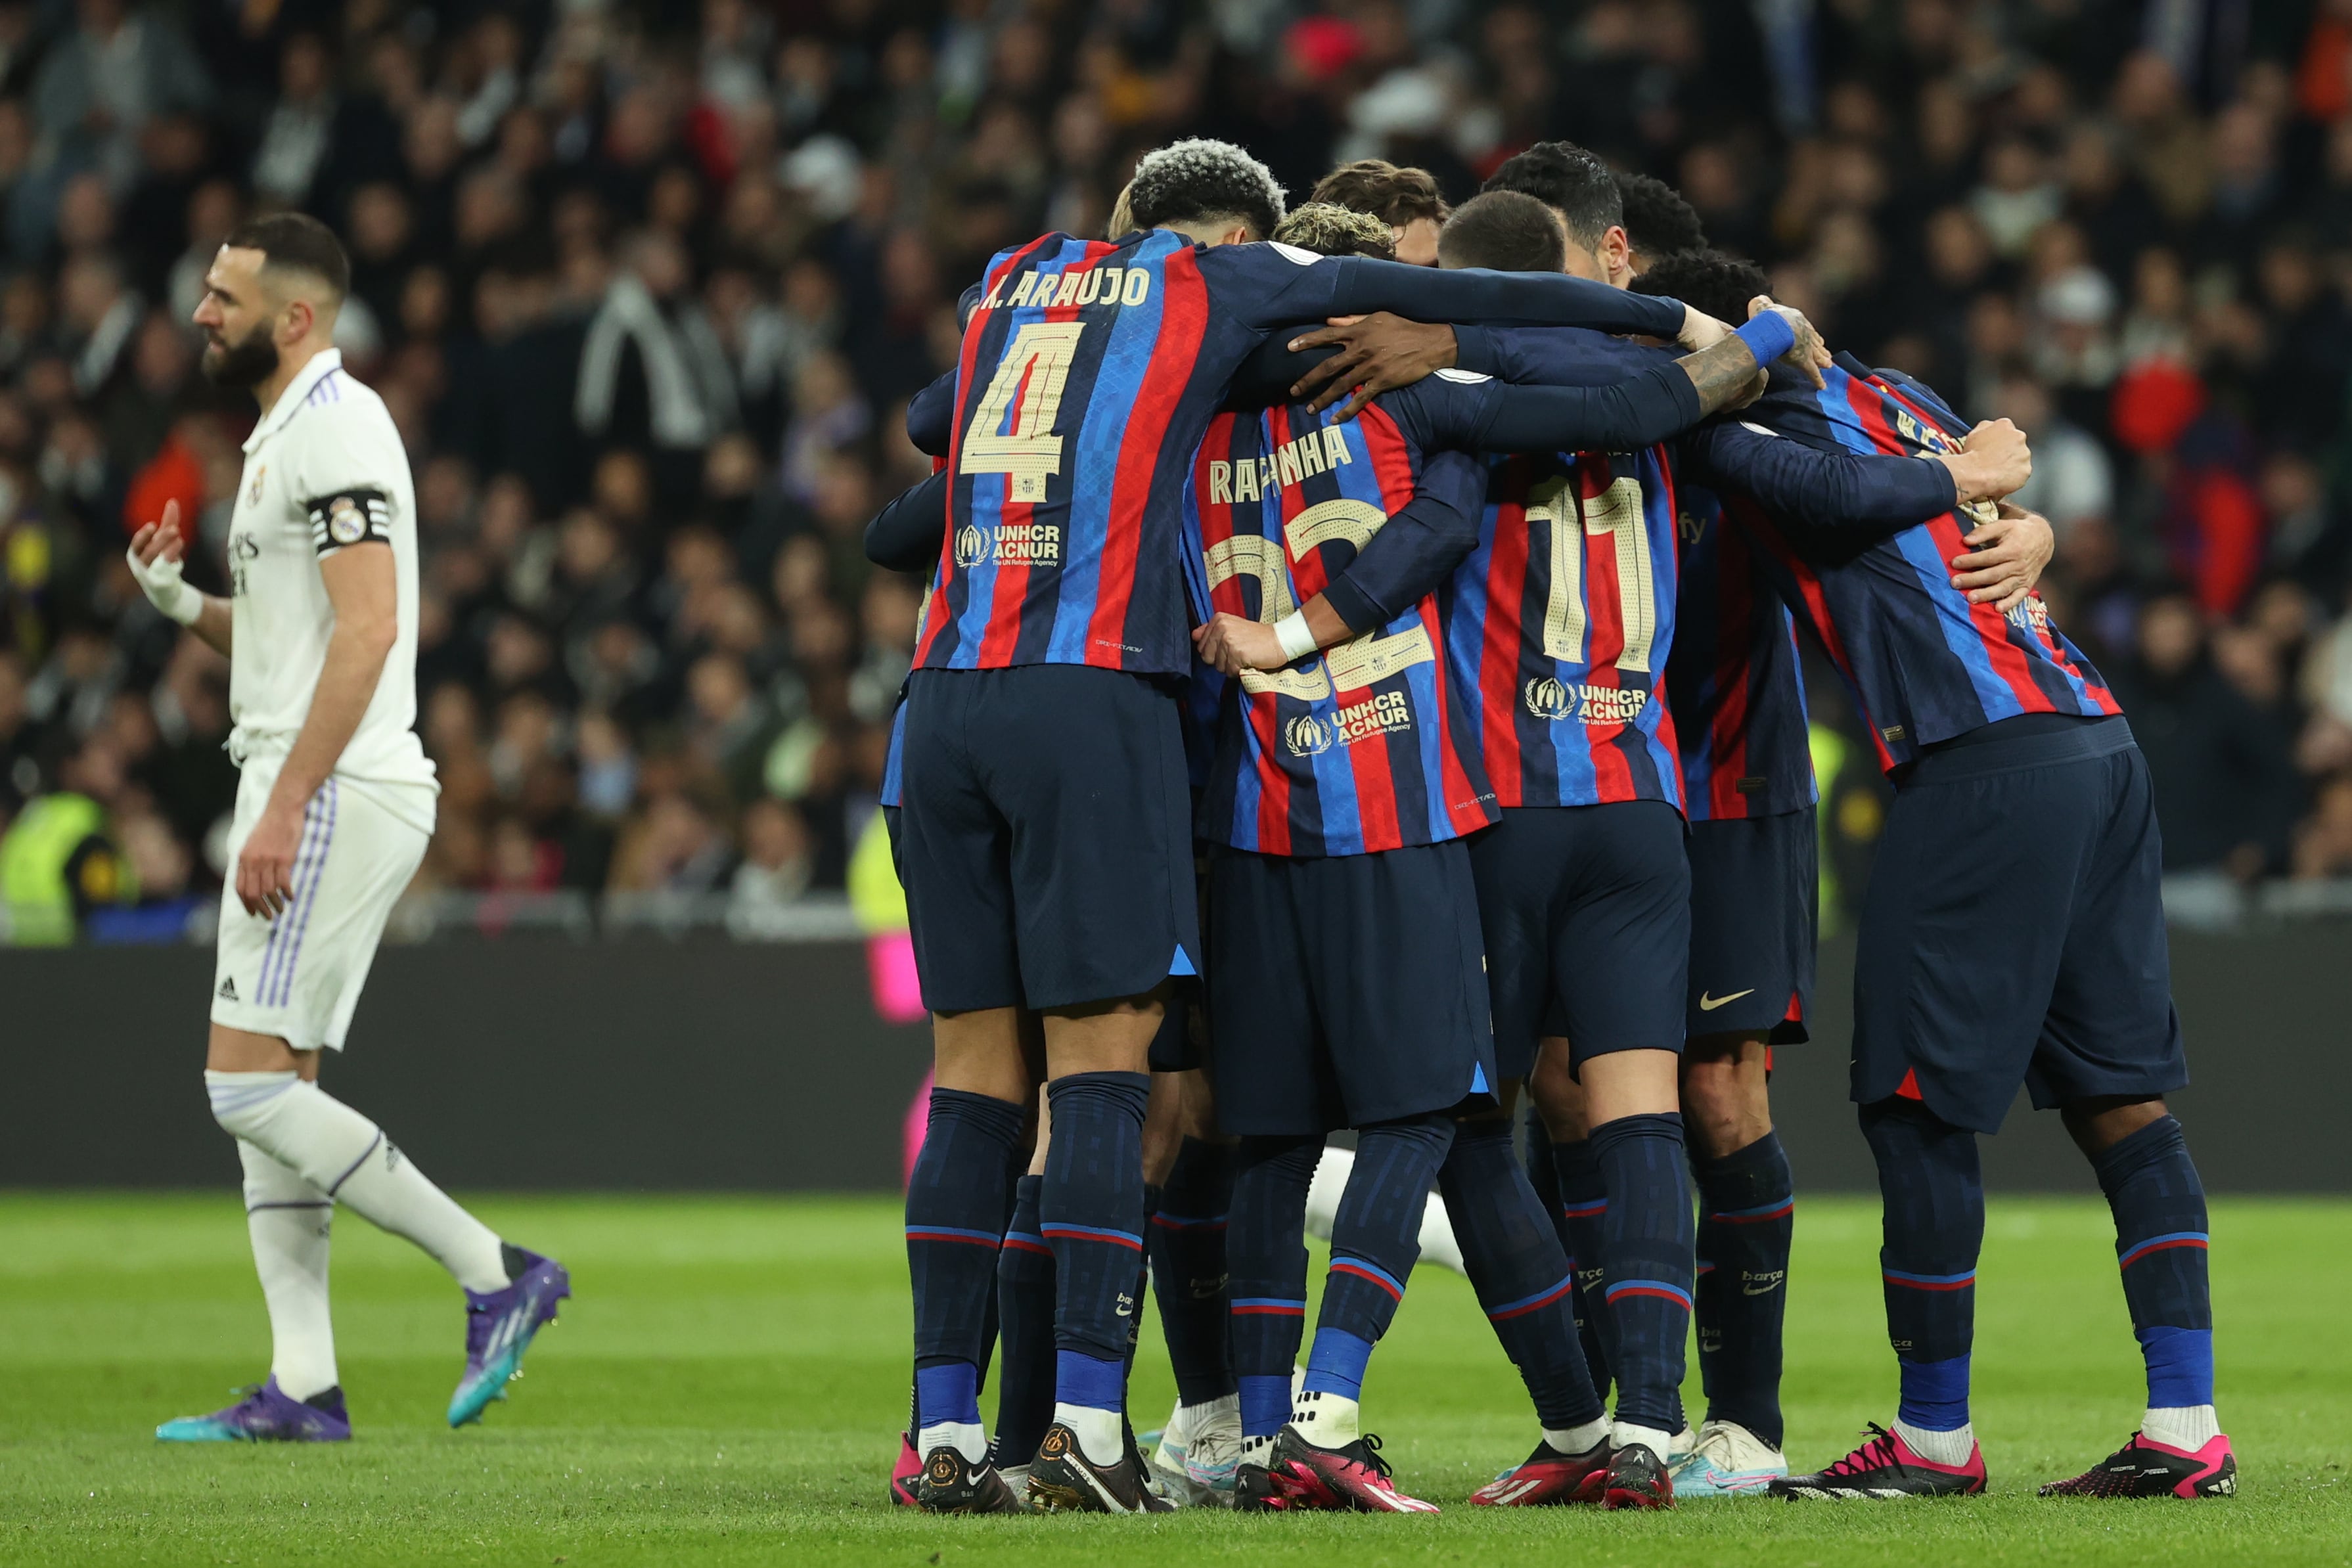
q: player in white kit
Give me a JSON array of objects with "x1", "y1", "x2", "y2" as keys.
[{"x1": 134, "y1": 215, "x2": 569, "y2": 1443}]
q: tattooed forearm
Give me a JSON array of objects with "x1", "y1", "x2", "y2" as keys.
[{"x1": 1675, "y1": 335, "x2": 1771, "y2": 416}]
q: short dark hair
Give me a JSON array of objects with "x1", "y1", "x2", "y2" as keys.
[
  {"x1": 1481, "y1": 141, "x2": 1621, "y2": 250},
  {"x1": 1126, "y1": 139, "x2": 1286, "y2": 242},
  {"x1": 1437, "y1": 190, "x2": 1566, "y2": 274},
  {"x1": 1612, "y1": 171, "x2": 1706, "y2": 263},
  {"x1": 1629, "y1": 247, "x2": 1770, "y2": 326},
  {"x1": 1309, "y1": 160, "x2": 1451, "y2": 229},
  {"x1": 224, "y1": 212, "x2": 350, "y2": 300}
]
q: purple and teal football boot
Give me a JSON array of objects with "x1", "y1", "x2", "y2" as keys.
[
  {"x1": 156, "y1": 1378, "x2": 351, "y2": 1443},
  {"x1": 447, "y1": 1245, "x2": 571, "y2": 1427}
]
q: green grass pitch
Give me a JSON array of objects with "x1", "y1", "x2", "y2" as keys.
[{"x1": 1, "y1": 1192, "x2": 2345, "y2": 1566}]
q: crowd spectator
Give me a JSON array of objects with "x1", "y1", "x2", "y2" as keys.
[{"x1": 3, "y1": 0, "x2": 2352, "y2": 943}]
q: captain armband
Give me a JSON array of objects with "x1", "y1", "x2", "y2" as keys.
[{"x1": 305, "y1": 489, "x2": 393, "y2": 555}]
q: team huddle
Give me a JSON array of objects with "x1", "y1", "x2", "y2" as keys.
[
  {"x1": 118, "y1": 146, "x2": 2228, "y2": 1515},
  {"x1": 876, "y1": 138, "x2": 2236, "y2": 1513}
]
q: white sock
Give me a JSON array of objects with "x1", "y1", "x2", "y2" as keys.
[
  {"x1": 1544, "y1": 1417, "x2": 1610, "y2": 1455},
  {"x1": 206, "y1": 1072, "x2": 509, "y2": 1293},
  {"x1": 1054, "y1": 1403, "x2": 1125, "y2": 1466},
  {"x1": 2142, "y1": 1405, "x2": 2219, "y2": 1451},
  {"x1": 917, "y1": 1420, "x2": 989, "y2": 1464},
  {"x1": 1293, "y1": 1389, "x2": 1360, "y2": 1446},
  {"x1": 1891, "y1": 1417, "x2": 1977, "y2": 1467},
  {"x1": 237, "y1": 1140, "x2": 337, "y2": 1401},
  {"x1": 1612, "y1": 1420, "x2": 1676, "y2": 1458}
]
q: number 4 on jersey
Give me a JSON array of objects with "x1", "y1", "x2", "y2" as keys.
[{"x1": 960, "y1": 322, "x2": 1086, "y2": 503}]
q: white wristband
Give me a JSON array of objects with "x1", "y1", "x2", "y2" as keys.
[
  {"x1": 1274, "y1": 610, "x2": 1319, "y2": 663},
  {"x1": 126, "y1": 543, "x2": 202, "y2": 625}
]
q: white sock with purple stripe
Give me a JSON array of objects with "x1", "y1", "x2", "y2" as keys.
[
  {"x1": 239, "y1": 1139, "x2": 338, "y2": 1401},
  {"x1": 206, "y1": 1072, "x2": 509, "y2": 1293}
]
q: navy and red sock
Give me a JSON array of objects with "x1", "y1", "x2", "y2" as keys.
[
  {"x1": 1692, "y1": 1129, "x2": 1794, "y2": 1448},
  {"x1": 2093, "y1": 1115, "x2": 2214, "y2": 1422},
  {"x1": 905, "y1": 1086, "x2": 1024, "y2": 1454},
  {"x1": 1147, "y1": 1137, "x2": 1238, "y2": 1409},
  {"x1": 1041, "y1": 1071, "x2": 1150, "y2": 1456},
  {"x1": 1546, "y1": 1131, "x2": 1617, "y2": 1402},
  {"x1": 1439, "y1": 1117, "x2": 1603, "y2": 1435},
  {"x1": 1860, "y1": 1096, "x2": 1982, "y2": 1437},
  {"x1": 988, "y1": 1174, "x2": 1052, "y2": 1464},
  {"x1": 1298, "y1": 1113, "x2": 1455, "y2": 1445},
  {"x1": 1227, "y1": 1134, "x2": 1321, "y2": 1442},
  {"x1": 1588, "y1": 1111, "x2": 1693, "y2": 1440}
]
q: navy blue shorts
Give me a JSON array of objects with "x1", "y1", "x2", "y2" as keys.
[
  {"x1": 1467, "y1": 800, "x2": 1690, "y2": 1080},
  {"x1": 1686, "y1": 806, "x2": 1817, "y2": 1044},
  {"x1": 1853, "y1": 716, "x2": 2185, "y2": 1132},
  {"x1": 1206, "y1": 841, "x2": 1497, "y2": 1137},
  {"x1": 898, "y1": 665, "x2": 1202, "y2": 1014}
]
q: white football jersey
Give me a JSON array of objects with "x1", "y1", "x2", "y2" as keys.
[{"x1": 225, "y1": 348, "x2": 436, "y2": 817}]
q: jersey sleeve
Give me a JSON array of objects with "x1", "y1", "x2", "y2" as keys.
[
  {"x1": 1428, "y1": 363, "x2": 1702, "y2": 455},
  {"x1": 291, "y1": 403, "x2": 403, "y2": 558},
  {"x1": 1319, "y1": 448, "x2": 1487, "y2": 633},
  {"x1": 1681, "y1": 418, "x2": 1959, "y2": 529},
  {"x1": 905, "y1": 370, "x2": 956, "y2": 457},
  {"x1": 1453, "y1": 325, "x2": 1676, "y2": 387},
  {"x1": 1204, "y1": 244, "x2": 1688, "y2": 338},
  {"x1": 865, "y1": 470, "x2": 949, "y2": 575}
]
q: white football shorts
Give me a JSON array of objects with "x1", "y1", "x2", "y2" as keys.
[{"x1": 211, "y1": 759, "x2": 434, "y2": 1052}]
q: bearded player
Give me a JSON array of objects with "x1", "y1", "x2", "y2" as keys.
[{"x1": 135, "y1": 216, "x2": 568, "y2": 1444}]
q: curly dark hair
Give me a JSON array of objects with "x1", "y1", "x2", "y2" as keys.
[
  {"x1": 1481, "y1": 141, "x2": 1621, "y2": 249},
  {"x1": 1125, "y1": 139, "x2": 1287, "y2": 242},
  {"x1": 1628, "y1": 246, "x2": 1772, "y2": 326},
  {"x1": 1613, "y1": 171, "x2": 1707, "y2": 264}
]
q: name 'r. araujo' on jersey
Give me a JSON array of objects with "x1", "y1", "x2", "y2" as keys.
[
  {"x1": 913, "y1": 228, "x2": 1692, "y2": 678},
  {"x1": 1719, "y1": 354, "x2": 2119, "y2": 772},
  {"x1": 1191, "y1": 402, "x2": 1496, "y2": 856},
  {"x1": 1443, "y1": 446, "x2": 1684, "y2": 811}
]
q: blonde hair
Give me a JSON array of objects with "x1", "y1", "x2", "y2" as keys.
[{"x1": 1271, "y1": 202, "x2": 1396, "y2": 261}]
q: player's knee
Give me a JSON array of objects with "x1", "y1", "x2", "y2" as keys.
[
  {"x1": 1679, "y1": 1051, "x2": 1771, "y2": 1159},
  {"x1": 2060, "y1": 1094, "x2": 2169, "y2": 1158},
  {"x1": 1527, "y1": 1044, "x2": 1587, "y2": 1141},
  {"x1": 204, "y1": 1070, "x2": 302, "y2": 1141}
]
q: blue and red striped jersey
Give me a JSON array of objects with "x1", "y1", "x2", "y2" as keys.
[
  {"x1": 1702, "y1": 355, "x2": 2119, "y2": 772},
  {"x1": 1667, "y1": 484, "x2": 1815, "y2": 820},
  {"x1": 913, "y1": 231, "x2": 1690, "y2": 677},
  {"x1": 1190, "y1": 401, "x2": 1496, "y2": 856},
  {"x1": 1441, "y1": 447, "x2": 1685, "y2": 811}
]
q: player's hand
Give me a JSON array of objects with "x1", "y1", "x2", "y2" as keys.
[
  {"x1": 1937, "y1": 418, "x2": 2031, "y2": 504},
  {"x1": 1748, "y1": 296, "x2": 1830, "y2": 390},
  {"x1": 1287, "y1": 313, "x2": 1457, "y2": 420},
  {"x1": 1193, "y1": 613, "x2": 1292, "y2": 675},
  {"x1": 1676, "y1": 305, "x2": 1732, "y2": 352},
  {"x1": 1950, "y1": 503, "x2": 2054, "y2": 613},
  {"x1": 127, "y1": 501, "x2": 202, "y2": 625},
  {"x1": 235, "y1": 797, "x2": 305, "y2": 920}
]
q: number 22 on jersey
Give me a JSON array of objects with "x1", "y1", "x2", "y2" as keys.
[{"x1": 959, "y1": 322, "x2": 1085, "y2": 503}]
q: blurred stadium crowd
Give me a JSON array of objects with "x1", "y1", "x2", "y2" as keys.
[{"x1": 4, "y1": 0, "x2": 2352, "y2": 943}]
